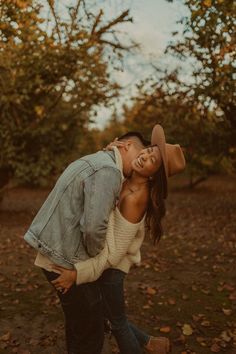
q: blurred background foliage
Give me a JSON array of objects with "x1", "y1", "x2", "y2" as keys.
[{"x1": 0, "y1": 0, "x2": 235, "y2": 189}]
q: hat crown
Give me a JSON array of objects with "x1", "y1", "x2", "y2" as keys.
[
  {"x1": 151, "y1": 124, "x2": 186, "y2": 198},
  {"x1": 165, "y1": 144, "x2": 186, "y2": 177}
]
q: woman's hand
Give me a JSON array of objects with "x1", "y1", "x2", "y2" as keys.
[
  {"x1": 103, "y1": 138, "x2": 126, "y2": 151},
  {"x1": 51, "y1": 265, "x2": 77, "y2": 294}
]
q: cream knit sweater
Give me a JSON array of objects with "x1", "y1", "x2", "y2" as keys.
[{"x1": 74, "y1": 207, "x2": 145, "y2": 284}]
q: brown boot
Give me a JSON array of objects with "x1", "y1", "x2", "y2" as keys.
[{"x1": 145, "y1": 336, "x2": 171, "y2": 354}]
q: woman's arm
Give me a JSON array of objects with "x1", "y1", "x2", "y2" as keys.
[{"x1": 51, "y1": 243, "x2": 109, "y2": 288}]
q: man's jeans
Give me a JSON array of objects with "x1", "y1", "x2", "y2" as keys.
[
  {"x1": 43, "y1": 269, "x2": 104, "y2": 354},
  {"x1": 99, "y1": 269, "x2": 149, "y2": 354}
]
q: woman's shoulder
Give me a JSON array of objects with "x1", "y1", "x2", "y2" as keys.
[{"x1": 118, "y1": 189, "x2": 148, "y2": 223}]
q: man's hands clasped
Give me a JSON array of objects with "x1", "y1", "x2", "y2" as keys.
[{"x1": 51, "y1": 265, "x2": 77, "y2": 294}]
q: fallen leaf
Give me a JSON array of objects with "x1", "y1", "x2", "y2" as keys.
[
  {"x1": 223, "y1": 284, "x2": 234, "y2": 291},
  {"x1": 146, "y1": 287, "x2": 156, "y2": 295},
  {"x1": 222, "y1": 308, "x2": 232, "y2": 316},
  {"x1": 201, "y1": 320, "x2": 211, "y2": 327},
  {"x1": 173, "y1": 335, "x2": 185, "y2": 345},
  {"x1": 0, "y1": 332, "x2": 11, "y2": 341},
  {"x1": 168, "y1": 298, "x2": 176, "y2": 305},
  {"x1": 182, "y1": 324, "x2": 193, "y2": 336},
  {"x1": 182, "y1": 293, "x2": 189, "y2": 300},
  {"x1": 201, "y1": 289, "x2": 211, "y2": 295},
  {"x1": 229, "y1": 292, "x2": 236, "y2": 301},
  {"x1": 160, "y1": 326, "x2": 171, "y2": 333},
  {"x1": 211, "y1": 343, "x2": 221, "y2": 352},
  {"x1": 143, "y1": 304, "x2": 151, "y2": 309},
  {"x1": 220, "y1": 331, "x2": 231, "y2": 342}
]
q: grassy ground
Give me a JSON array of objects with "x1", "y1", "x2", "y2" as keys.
[{"x1": 0, "y1": 175, "x2": 235, "y2": 354}]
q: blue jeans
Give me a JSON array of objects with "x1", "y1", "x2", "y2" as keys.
[
  {"x1": 99, "y1": 268, "x2": 149, "y2": 354},
  {"x1": 43, "y1": 269, "x2": 104, "y2": 354}
]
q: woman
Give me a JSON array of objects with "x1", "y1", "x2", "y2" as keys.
[{"x1": 52, "y1": 125, "x2": 186, "y2": 354}]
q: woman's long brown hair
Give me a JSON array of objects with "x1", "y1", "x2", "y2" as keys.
[{"x1": 145, "y1": 163, "x2": 167, "y2": 244}]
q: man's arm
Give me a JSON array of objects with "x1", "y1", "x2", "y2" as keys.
[{"x1": 80, "y1": 166, "x2": 121, "y2": 257}]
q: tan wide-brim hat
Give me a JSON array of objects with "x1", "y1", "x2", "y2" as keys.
[{"x1": 151, "y1": 124, "x2": 186, "y2": 197}]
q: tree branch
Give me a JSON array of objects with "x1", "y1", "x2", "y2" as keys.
[
  {"x1": 94, "y1": 10, "x2": 132, "y2": 37},
  {"x1": 98, "y1": 39, "x2": 137, "y2": 51},
  {"x1": 69, "y1": 0, "x2": 83, "y2": 35},
  {"x1": 91, "y1": 9, "x2": 103, "y2": 35},
  {"x1": 46, "y1": 0, "x2": 62, "y2": 43}
]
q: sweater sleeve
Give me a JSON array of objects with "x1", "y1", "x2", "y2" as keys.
[{"x1": 74, "y1": 242, "x2": 109, "y2": 284}]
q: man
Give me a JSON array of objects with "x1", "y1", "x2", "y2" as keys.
[{"x1": 24, "y1": 132, "x2": 147, "y2": 354}]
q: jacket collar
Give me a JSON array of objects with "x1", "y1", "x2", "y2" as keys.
[{"x1": 112, "y1": 147, "x2": 125, "y2": 182}]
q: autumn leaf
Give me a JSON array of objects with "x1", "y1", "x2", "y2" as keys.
[
  {"x1": 222, "y1": 308, "x2": 232, "y2": 316},
  {"x1": 15, "y1": 0, "x2": 28, "y2": 9},
  {"x1": 168, "y1": 298, "x2": 176, "y2": 305},
  {"x1": 220, "y1": 331, "x2": 231, "y2": 343},
  {"x1": 210, "y1": 343, "x2": 221, "y2": 352},
  {"x1": 160, "y1": 326, "x2": 171, "y2": 333},
  {"x1": 182, "y1": 293, "x2": 189, "y2": 300},
  {"x1": 182, "y1": 324, "x2": 193, "y2": 336},
  {"x1": 229, "y1": 292, "x2": 236, "y2": 301},
  {"x1": 196, "y1": 336, "x2": 206, "y2": 345},
  {"x1": 0, "y1": 332, "x2": 11, "y2": 341},
  {"x1": 146, "y1": 287, "x2": 156, "y2": 295},
  {"x1": 203, "y1": 0, "x2": 212, "y2": 7},
  {"x1": 143, "y1": 304, "x2": 151, "y2": 309},
  {"x1": 201, "y1": 320, "x2": 211, "y2": 327},
  {"x1": 34, "y1": 106, "x2": 45, "y2": 117}
]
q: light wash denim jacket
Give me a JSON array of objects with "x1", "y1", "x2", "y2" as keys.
[{"x1": 24, "y1": 150, "x2": 122, "y2": 269}]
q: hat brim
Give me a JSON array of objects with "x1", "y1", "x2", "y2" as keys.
[{"x1": 151, "y1": 124, "x2": 168, "y2": 198}]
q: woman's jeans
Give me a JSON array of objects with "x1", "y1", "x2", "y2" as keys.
[
  {"x1": 43, "y1": 269, "x2": 104, "y2": 354},
  {"x1": 99, "y1": 268, "x2": 149, "y2": 354}
]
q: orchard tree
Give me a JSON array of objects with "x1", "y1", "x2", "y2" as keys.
[
  {"x1": 165, "y1": 0, "x2": 235, "y2": 149},
  {"x1": 165, "y1": 0, "x2": 235, "y2": 118},
  {"x1": 112, "y1": 0, "x2": 235, "y2": 187},
  {"x1": 0, "y1": 0, "x2": 134, "y2": 186}
]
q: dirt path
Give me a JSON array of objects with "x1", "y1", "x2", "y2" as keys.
[{"x1": 0, "y1": 176, "x2": 235, "y2": 354}]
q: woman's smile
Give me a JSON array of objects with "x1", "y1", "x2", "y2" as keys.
[{"x1": 135, "y1": 156, "x2": 144, "y2": 168}]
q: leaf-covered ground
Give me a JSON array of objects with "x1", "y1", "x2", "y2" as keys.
[{"x1": 0, "y1": 176, "x2": 235, "y2": 354}]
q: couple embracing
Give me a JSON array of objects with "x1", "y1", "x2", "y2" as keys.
[{"x1": 24, "y1": 124, "x2": 185, "y2": 354}]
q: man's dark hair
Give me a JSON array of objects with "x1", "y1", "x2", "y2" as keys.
[{"x1": 118, "y1": 131, "x2": 150, "y2": 147}]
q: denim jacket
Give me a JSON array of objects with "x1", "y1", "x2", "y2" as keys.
[{"x1": 24, "y1": 150, "x2": 122, "y2": 269}]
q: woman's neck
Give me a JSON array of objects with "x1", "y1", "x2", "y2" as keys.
[{"x1": 128, "y1": 171, "x2": 149, "y2": 186}]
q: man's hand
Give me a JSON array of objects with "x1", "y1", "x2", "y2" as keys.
[
  {"x1": 103, "y1": 138, "x2": 126, "y2": 151},
  {"x1": 51, "y1": 265, "x2": 77, "y2": 294}
]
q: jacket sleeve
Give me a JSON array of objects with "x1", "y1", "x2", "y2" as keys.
[{"x1": 80, "y1": 167, "x2": 121, "y2": 257}]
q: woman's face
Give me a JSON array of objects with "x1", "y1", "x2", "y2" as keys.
[{"x1": 131, "y1": 146, "x2": 162, "y2": 177}]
